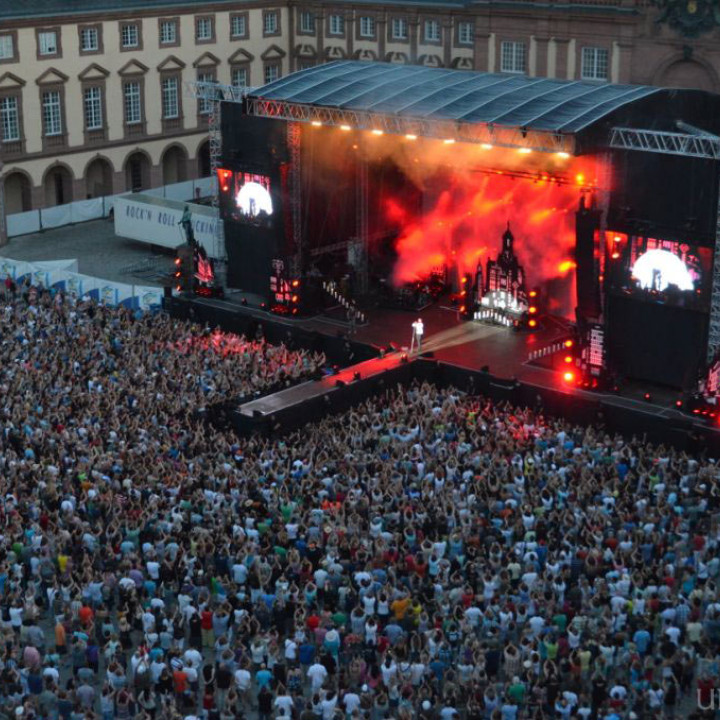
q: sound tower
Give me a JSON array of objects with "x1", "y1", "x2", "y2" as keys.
[{"x1": 219, "y1": 104, "x2": 291, "y2": 293}]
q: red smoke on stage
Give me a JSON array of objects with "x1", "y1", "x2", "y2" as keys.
[{"x1": 387, "y1": 170, "x2": 584, "y2": 317}]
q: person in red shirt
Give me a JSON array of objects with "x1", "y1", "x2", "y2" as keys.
[
  {"x1": 173, "y1": 663, "x2": 188, "y2": 699},
  {"x1": 200, "y1": 609, "x2": 213, "y2": 648},
  {"x1": 78, "y1": 605, "x2": 94, "y2": 628}
]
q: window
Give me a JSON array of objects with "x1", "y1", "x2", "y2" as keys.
[
  {"x1": 458, "y1": 22, "x2": 473, "y2": 45},
  {"x1": 0, "y1": 34, "x2": 14, "y2": 60},
  {"x1": 501, "y1": 41, "x2": 526, "y2": 74},
  {"x1": 121, "y1": 23, "x2": 139, "y2": 49},
  {"x1": 38, "y1": 31, "x2": 58, "y2": 56},
  {"x1": 329, "y1": 15, "x2": 344, "y2": 35},
  {"x1": 300, "y1": 11, "x2": 315, "y2": 34},
  {"x1": 359, "y1": 17, "x2": 375, "y2": 38},
  {"x1": 196, "y1": 16, "x2": 213, "y2": 42},
  {"x1": 197, "y1": 71, "x2": 214, "y2": 115},
  {"x1": 264, "y1": 11, "x2": 279, "y2": 35},
  {"x1": 124, "y1": 81, "x2": 141, "y2": 124},
  {"x1": 42, "y1": 91, "x2": 62, "y2": 136},
  {"x1": 80, "y1": 27, "x2": 99, "y2": 52},
  {"x1": 231, "y1": 67, "x2": 248, "y2": 88},
  {"x1": 160, "y1": 20, "x2": 177, "y2": 45},
  {"x1": 0, "y1": 97, "x2": 19, "y2": 141},
  {"x1": 231, "y1": 14, "x2": 247, "y2": 38},
  {"x1": 161, "y1": 77, "x2": 179, "y2": 119},
  {"x1": 424, "y1": 20, "x2": 440, "y2": 43},
  {"x1": 391, "y1": 18, "x2": 407, "y2": 41},
  {"x1": 83, "y1": 87, "x2": 102, "y2": 130},
  {"x1": 264, "y1": 64, "x2": 280, "y2": 84},
  {"x1": 581, "y1": 46, "x2": 609, "y2": 81},
  {"x1": 297, "y1": 60, "x2": 315, "y2": 71}
]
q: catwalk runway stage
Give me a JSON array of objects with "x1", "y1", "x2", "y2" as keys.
[{"x1": 165, "y1": 293, "x2": 720, "y2": 453}]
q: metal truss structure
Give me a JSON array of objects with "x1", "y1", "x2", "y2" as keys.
[
  {"x1": 184, "y1": 81, "x2": 246, "y2": 269},
  {"x1": 244, "y1": 97, "x2": 575, "y2": 154},
  {"x1": 609, "y1": 127, "x2": 720, "y2": 160},
  {"x1": 286, "y1": 123, "x2": 302, "y2": 279},
  {"x1": 710, "y1": 191, "x2": 720, "y2": 361}
]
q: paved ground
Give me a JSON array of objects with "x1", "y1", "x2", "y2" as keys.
[{"x1": 0, "y1": 218, "x2": 175, "y2": 286}]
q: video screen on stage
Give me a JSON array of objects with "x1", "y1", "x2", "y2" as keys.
[
  {"x1": 604, "y1": 231, "x2": 712, "y2": 310},
  {"x1": 217, "y1": 169, "x2": 274, "y2": 226}
]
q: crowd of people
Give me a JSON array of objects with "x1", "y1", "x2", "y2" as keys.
[{"x1": 1, "y1": 284, "x2": 720, "y2": 720}]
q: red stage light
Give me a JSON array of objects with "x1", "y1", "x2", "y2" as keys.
[
  {"x1": 222, "y1": 185, "x2": 229, "y2": 192},
  {"x1": 528, "y1": 319, "x2": 537, "y2": 328},
  {"x1": 528, "y1": 290, "x2": 537, "y2": 298},
  {"x1": 175, "y1": 258, "x2": 181, "y2": 265},
  {"x1": 460, "y1": 305, "x2": 466, "y2": 313},
  {"x1": 693, "y1": 409, "x2": 700, "y2": 414},
  {"x1": 563, "y1": 371, "x2": 575, "y2": 383},
  {"x1": 291, "y1": 295, "x2": 298, "y2": 303},
  {"x1": 675, "y1": 400, "x2": 683, "y2": 408},
  {"x1": 564, "y1": 339, "x2": 573, "y2": 348},
  {"x1": 564, "y1": 355, "x2": 573, "y2": 363},
  {"x1": 528, "y1": 306, "x2": 537, "y2": 314},
  {"x1": 611, "y1": 252, "x2": 620, "y2": 260},
  {"x1": 291, "y1": 279, "x2": 300, "y2": 288}
]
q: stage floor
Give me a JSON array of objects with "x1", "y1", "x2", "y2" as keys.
[{"x1": 191, "y1": 292, "x2": 687, "y2": 422}]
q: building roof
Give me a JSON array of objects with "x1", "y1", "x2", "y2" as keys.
[
  {"x1": 0, "y1": 0, "x2": 467, "y2": 21},
  {"x1": 253, "y1": 61, "x2": 663, "y2": 135}
]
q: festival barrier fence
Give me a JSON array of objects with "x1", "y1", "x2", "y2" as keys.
[
  {"x1": 5, "y1": 176, "x2": 216, "y2": 238},
  {"x1": 0, "y1": 257, "x2": 163, "y2": 311}
]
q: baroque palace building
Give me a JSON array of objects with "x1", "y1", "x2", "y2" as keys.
[{"x1": 1, "y1": 0, "x2": 720, "y2": 222}]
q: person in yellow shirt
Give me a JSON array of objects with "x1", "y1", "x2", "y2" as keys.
[{"x1": 391, "y1": 594, "x2": 410, "y2": 622}]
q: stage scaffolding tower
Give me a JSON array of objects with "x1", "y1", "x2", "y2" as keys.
[
  {"x1": 287, "y1": 123, "x2": 303, "y2": 279},
  {"x1": 608, "y1": 125, "x2": 720, "y2": 362},
  {"x1": 184, "y1": 80, "x2": 245, "y2": 281}
]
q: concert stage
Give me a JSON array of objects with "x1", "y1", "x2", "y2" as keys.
[{"x1": 181, "y1": 61, "x2": 720, "y2": 447}]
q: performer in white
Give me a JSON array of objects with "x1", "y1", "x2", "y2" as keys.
[{"x1": 410, "y1": 318, "x2": 424, "y2": 354}]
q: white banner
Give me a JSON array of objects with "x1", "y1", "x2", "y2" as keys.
[
  {"x1": 114, "y1": 194, "x2": 221, "y2": 258},
  {"x1": 70, "y1": 198, "x2": 104, "y2": 224},
  {"x1": 41, "y1": 205, "x2": 72, "y2": 230},
  {"x1": 6, "y1": 210, "x2": 41, "y2": 238}
]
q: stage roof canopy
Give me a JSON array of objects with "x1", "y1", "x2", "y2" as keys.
[{"x1": 244, "y1": 61, "x2": 720, "y2": 154}]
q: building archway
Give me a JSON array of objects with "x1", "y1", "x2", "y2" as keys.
[
  {"x1": 125, "y1": 151, "x2": 151, "y2": 192},
  {"x1": 655, "y1": 58, "x2": 718, "y2": 92},
  {"x1": 197, "y1": 140, "x2": 211, "y2": 177},
  {"x1": 3, "y1": 171, "x2": 32, "y2": 214},
  {"x1": 43, "y1": 165, "x2": 74, "y2": 207},
  {"x1": 162, "y1": 144, "x2": 188, "y2": 185},
  {"x1": 85, "y1": 157, "x2": 113, "y2": 199}
]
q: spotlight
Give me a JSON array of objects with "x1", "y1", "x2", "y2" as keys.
[
  {"x1": 556, "y1": 152, "x2": 570, "y2": 159},
  {"x1": 528, "y1": 290, "x2": 538, "y2": 298},
  {"x1": 519, "y1": 148, "x2": 532, "y2": 154},
  {"x1": 675, "y1": 399, "x2": 683, "y2": 408},
  {"x1": 340, "y1": 124, "x2": 352, "y2": 131},
  {"x1": 311, "y1": 120, "x2": 322, "y2": 127},
  {"x1": 291, "y1": 279, "x2": 300, "y2": 288},
  {"x1": 371, "y1": 129, "x2": 383, "y2": 136},
  {"x1": 481, "y1": 143, "x2": 493, "y2": 150},
  {"x1": 528, "y1": 319, "x2": 537, "y2": 328},
  {"x1": 576, "y1": 173, "x2": 585, "y2": 184},
  {"x1": 611, "y1": 252, "x2": 620, "y2": 260},
  {"x1": 443, "y1": 138, "x2": 455, "y2": 144},
  {"x1": 563, "y1": 371, "x2": 575, "y2": 384},
  {"x1": 405, "y1": 134, "x2": 417, "y2": 140},
  {"x1": 564, "y1": 355, "x2": 573, "y2": 364},
  {"x1": 400, "y1": 353, "x2": 408, "y2": 363},
  {"x1": 564, "y1": 339, "x2": 573, "y2": 348},
  {"x1": 643, "y1": 392, "x2": 652, "y2": 402}
]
